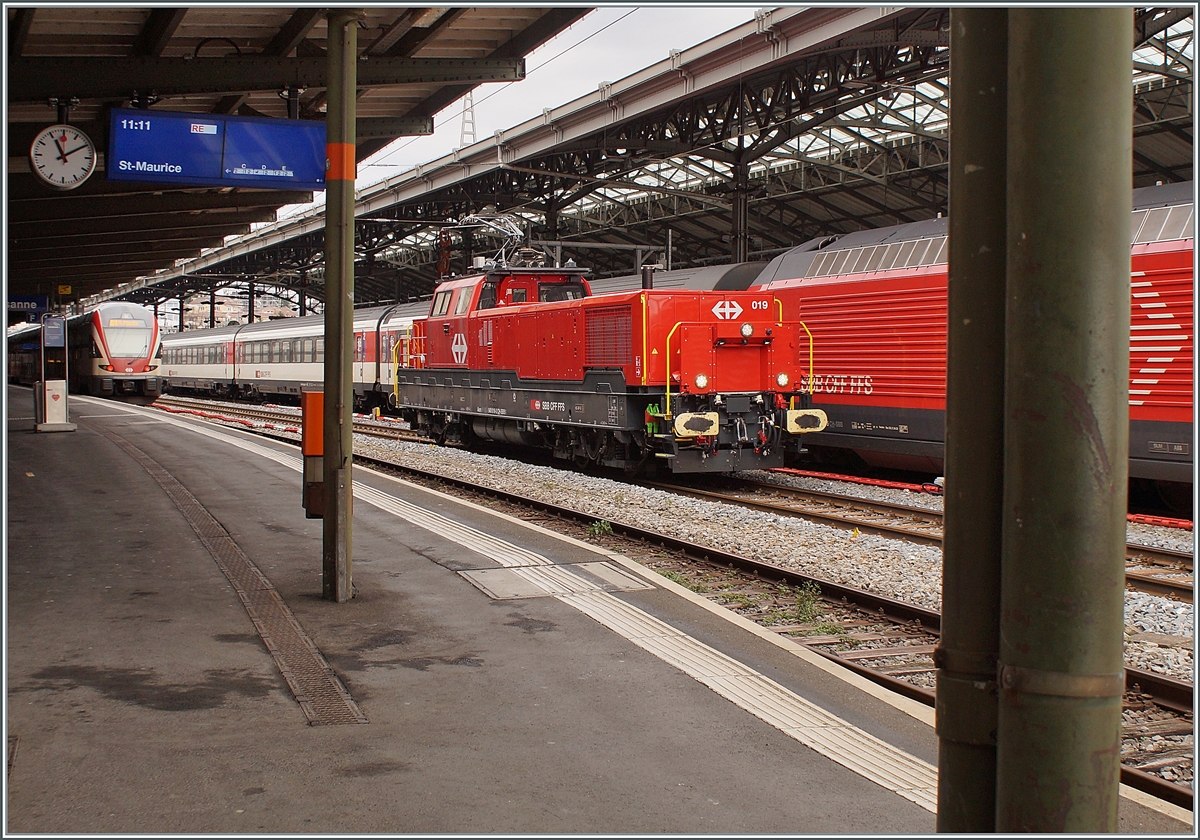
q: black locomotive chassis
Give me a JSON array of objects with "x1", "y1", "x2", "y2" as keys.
[
  {"x1": 392, "y1": 367, "x2": 797, "y2": 473},
  {"x1": 801, "y1": 403, "x2": 1193, "y2": 483}
]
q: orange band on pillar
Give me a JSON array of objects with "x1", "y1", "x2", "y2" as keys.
[{"x1": 326, "y1": 142, "x2": 356, "y2": 181}]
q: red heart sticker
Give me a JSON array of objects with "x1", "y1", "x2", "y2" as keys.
[{"x1": 51, "y1": 393, "x2": 61, "y2": 401}]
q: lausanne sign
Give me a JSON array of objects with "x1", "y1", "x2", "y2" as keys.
[{"x1": 108, "y1": 108, "x2": 326, "y2": 191}]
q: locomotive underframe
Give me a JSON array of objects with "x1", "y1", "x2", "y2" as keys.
[
  {"x1": 800, "y1": 402, "x2": 1193, "y2": 484},
  {"x1": 392, "y1": 367, "x2": 801, "y2": 473}
]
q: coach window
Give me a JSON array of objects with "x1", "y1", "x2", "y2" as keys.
[
  {"x1": 431, "y1": 290, "x2": 453, "y2": 317},
  {"x1": 292, "y1": 339, "x2": 302, "y2": 361},
  {"x1": 315, "y1": 338, "x2": 324, "y2": 363},
  {"x1": 303, "y1": 338, "x2": 314, "y2": 362}
]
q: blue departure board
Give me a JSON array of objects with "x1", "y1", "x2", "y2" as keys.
[{"x1": 108, "y1": 108, "x2": 326, "y2": 190}]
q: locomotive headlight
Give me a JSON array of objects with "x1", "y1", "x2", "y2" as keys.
[
  {"x1": 740, "y1": 323, "x2": 754, "y2": 338},
  {"x1": 776, "y1": 372, "x2": 789, "y2": 387},
  {"x1": 694, "y1": 373, "x2": 709, "y2": 389}
]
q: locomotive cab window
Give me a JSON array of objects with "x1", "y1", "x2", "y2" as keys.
[
  {"x1": 539, "y1": 283, "x2": 586, "y2": 302},
  {"x1": 431, "y1": 290, "x2": 453, "y2": 317},
  {"x1": 477, "y1": 283, "x2": 498, "y2": 310},
  {"x1": 453, "y1": 289, "x2": 473, "y2": 315},
  {"x1": 508, "y1": 288, "x2": 527, "y2": 303}
]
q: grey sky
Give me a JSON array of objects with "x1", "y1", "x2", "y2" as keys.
[{"x1": 356, "y1": 6, "x2": 760, "y2": 187}]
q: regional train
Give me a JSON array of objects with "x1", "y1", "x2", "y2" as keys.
[
  {"x1": 161, "y1": 251, "x2": 829, "y2": 474},
  {"x1": 8, "y1": 301, "x2": 163, "y2": 397}
]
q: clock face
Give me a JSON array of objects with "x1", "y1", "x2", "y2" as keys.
[{"x1": 30, "y1": 124, "x2": 97, "y2": 190}]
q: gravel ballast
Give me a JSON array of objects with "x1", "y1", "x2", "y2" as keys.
[{"x1": 347, "y1": 434, "x2": 1194, "y2": 683}]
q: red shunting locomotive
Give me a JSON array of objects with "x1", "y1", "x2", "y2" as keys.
[{"x1": 390, "y1": 249, "x2": 828, "y2": 473}]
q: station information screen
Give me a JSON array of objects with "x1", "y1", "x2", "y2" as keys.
[{"x1": 107, "y1": 108, "x2": 326, "y2": 190}]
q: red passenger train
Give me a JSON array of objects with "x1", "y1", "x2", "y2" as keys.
[
  {"x1": 162, "y1": 251, "x2": 829, "y2": 473},
  {"x1": 753, "y1": 181, "x2": 1194, "y2": 493}
]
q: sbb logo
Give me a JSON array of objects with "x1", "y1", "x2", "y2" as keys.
[
  {"x1": 711, "y1": 300, "x2": 743, "y2": 320},
  {"x1": 531, "y1": 399, "x2": 541, "y2": 410}
]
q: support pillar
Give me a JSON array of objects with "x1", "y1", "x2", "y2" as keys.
[
  {"x1": 321, "y1": 8, "x2": 361, "y2": 603},
  {"x1": 247, "y1": 282, "x2": 256, "y2": 323},
  {"x1": 462, "y1": 230, "x2": 475, "y2": 273},
  {"x1": 936, "y1": 9, "x2": 1007, "y2": 831},
  {"x1": 208, "y1": 289, "x2": 216, "y2": 328},
  {"x1": 298, "y1": 272, "x2": 307, "y2": 316},
  {"x1": 178, "y1": 296, "x2": 185, "y2": 331},
  {"x1": 731, "y1": 161, "x2": 749, "y2": 263},
  {"x1": 996, "y1": 8, "x2": 1132, "y2": 831}
]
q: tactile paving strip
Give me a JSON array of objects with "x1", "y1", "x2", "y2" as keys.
[{"x1": 97, "y1": 426, "x2": 366, "y2": 726}]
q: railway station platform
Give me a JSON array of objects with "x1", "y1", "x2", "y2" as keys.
[{"x1": 6, "y1": 385, "x2": 1191, "y2": 834}]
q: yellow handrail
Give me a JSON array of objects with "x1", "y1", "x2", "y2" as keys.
[
  {"x1": 798, "y1": 320, "x2": 814, "y2": 394},
  {"x1": 640, "y1": 292, "x2": 648, "y2": 386},
  {"x1": 775, "y1": 297, "x2": 784, "y2": 325},
  {"x1": 391, "y1": 335, "x2": 403, "y2": 404},
  {"x1": 663, "y1": 320, "x2": 683, "y2": 419}
]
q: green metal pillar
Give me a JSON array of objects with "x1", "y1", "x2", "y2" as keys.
[
  {"x1": 322, "y1": 9, "x2": 362, "y2": 603},
  {"x1": 996, "y1": 9, "x2": 1132, "y2": 831},
  {"x1": 936, "y1": 8, "x2": 1007, "y2": 831}
]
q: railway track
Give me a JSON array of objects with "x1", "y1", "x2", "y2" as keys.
[
  {"x1": 154, "y1": 395, "x2": 1194, "y2": 598},
  {"x1": 154, "y1": 395, "x2": 429, "y2": 443},
  {"x1": 148, "y1": 397, "x2": 1194, "y2": 808},
  {"x1": 651, "y1": 477, "x2": 1195, "y2": 603},
  {"x1": 349, "y1": 451, "x2": 1193, "y2": 810}
]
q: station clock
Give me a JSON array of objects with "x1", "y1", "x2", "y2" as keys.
[{"x1": 29, "y1": 124, "x2": 97, "y2": 191}]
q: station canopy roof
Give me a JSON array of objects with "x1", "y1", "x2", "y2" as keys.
[{"x1": 6, "y1": 6, "x2": 593, "y2": 301}]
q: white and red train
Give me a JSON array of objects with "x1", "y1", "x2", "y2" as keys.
[{"x1": 8, "y1": 301, "x2": 162, "y2": 397}]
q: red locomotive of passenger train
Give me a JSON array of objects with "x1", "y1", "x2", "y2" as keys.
[{"x1": 161, "y1": 244, "x2": 829, "y2": 474}]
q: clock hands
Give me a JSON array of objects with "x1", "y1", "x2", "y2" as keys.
[
  {"x1": 55, "y1": 133, "x2": 69, "y2": 164},
  {"x1": 62, "y1": 143, "x2": 92, "y2": 159}
]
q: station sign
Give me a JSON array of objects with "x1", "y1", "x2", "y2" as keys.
[
  {"x1": 107, "y1": 108, "x2": 326, "y2": 191},
  {"x1": 8, "y1": 295, "x2": 49, "y2": 317}
]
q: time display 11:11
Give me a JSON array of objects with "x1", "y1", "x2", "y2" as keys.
[{"x1": 120, "y1": 118, "x2": 152, "y2": 131}]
